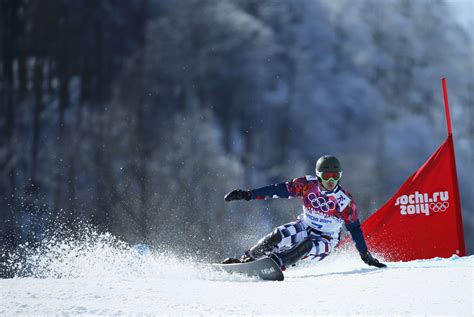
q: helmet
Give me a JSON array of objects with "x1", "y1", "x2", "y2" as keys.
[{"x1": 315, "y1": 155, "x2": 342, "y2": 180}]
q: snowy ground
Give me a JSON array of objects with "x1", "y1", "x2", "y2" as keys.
[{"x1": 1, "y1": 234, "x2": 473, "y2": 316}]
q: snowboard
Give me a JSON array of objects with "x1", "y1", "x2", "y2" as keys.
[{"x1": 213, "y1": 256, "x2": 284, "y2": 281}]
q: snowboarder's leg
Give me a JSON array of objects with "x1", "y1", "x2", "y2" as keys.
[
  {"x1": 246, "y1": 228, "x2": 283, "y2": 259},
  {"x1": 305, "y1": 234, "x2": 335, "y2": 261},
  {"x1": 222, "y1": 229, "x2": 284, "y2": 264},
  {"x1": 222, "y1": 221, "x2": 310, "y2": 264},
  {"x1": 244, "y1": 221, "x2": 308, "y2": 261},
  {"x1": 270, "y1": 238, "x2": 313, "y2": 269},
  {"x1": 270, "y1": 232, "x2": 336, "y2": 269}
]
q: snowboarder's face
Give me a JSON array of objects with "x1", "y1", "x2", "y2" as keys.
[
  {"x1": 318, "y1": 171, "x2": 341, "y2": 191},
  {"x1": 320, "y1": 178, "x2": 338, "y2": 191}
]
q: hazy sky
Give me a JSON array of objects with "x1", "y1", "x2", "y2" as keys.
[{"x1": 446, "y1": 0, "x2": 474, "y2": 31}]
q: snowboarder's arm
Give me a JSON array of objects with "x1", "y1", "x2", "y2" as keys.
[
  {"x1": 224, "y1": 183, "x2": 290, "y2": 202},
  {"x1": 224, "y1": 176, "x2": 308, "y2": 202},
  {"x1": 249, "y1": 182, "x2": 291, "y2": 200},
  {"x1": 342, "y1": 196, "x2": 387, "y2": 268},
  {"x1": 345, "y1": 219, "x2": 368, "y2": 254},
  {"x1": 246, "y1": 176, "x2": 311, "y2": 200},
  {"x1": 341, "y1": 196, "x2": 368, "y2": 253}
]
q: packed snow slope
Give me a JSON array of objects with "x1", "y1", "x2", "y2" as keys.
[{"x1": 1, "y1": 232, "x2": 472, "y2": 316}]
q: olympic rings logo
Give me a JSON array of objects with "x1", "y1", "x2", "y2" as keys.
[
  {"x1": 307, "y1": 193, "x2": 336, "y2": 213},
  {"x1": 429, "y1": 202, "x2": 449, "y2": 212}
]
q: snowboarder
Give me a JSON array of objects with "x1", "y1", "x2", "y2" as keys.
[{"x1": 223, "y1": 155, "x2": 386, "y2": 270}]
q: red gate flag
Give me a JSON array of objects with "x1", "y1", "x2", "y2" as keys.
[{"x1": 357, "y1": 79, "x2": 466, "y2": 261}]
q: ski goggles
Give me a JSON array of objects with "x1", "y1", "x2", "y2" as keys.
[{"x1": 319, "y1": 171, "x2": 342, "y2": 182}]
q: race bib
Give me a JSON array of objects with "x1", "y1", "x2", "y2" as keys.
[{"x1": 333, "y1": 190, "x2": 350, "y2": 211}]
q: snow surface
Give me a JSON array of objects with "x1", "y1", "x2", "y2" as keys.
[{"x1": 1, "y1": 233, "x2": 473, "y2": 316}]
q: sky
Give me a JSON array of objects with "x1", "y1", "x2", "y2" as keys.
[{"x1": 447, "y1": 0, "x2": 474, "y2": 31}]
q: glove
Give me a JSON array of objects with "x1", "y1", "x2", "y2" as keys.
[
  {"x1": 224, "y1": 189, "x2": 251, "y2": 202},
  {"x1": 360, "y1": 251, "x2": 387, "y2": 268}
]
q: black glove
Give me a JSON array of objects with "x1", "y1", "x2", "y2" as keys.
[
  {"x1": 224, "y1": 189, "x2": 251, "y2": 202},
  {"x1": 360, "y1": 251, "x2": 387, "y2": 268}
]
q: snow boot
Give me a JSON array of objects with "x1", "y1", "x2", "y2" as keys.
[
  {"x1": 222, "y1": 257, "x2": 241, "y2": 264},
  {"x1": 240, "y1": 250, "x2": 257, "y2": 263}
]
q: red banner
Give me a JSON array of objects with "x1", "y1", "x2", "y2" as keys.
[{"x1": 360, "y1": 136, "x2": 466, "y2": 261}]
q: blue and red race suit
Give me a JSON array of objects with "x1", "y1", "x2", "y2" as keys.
[{"x1": 249, "y1": 175, "x2": 368, "y2": 254}]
